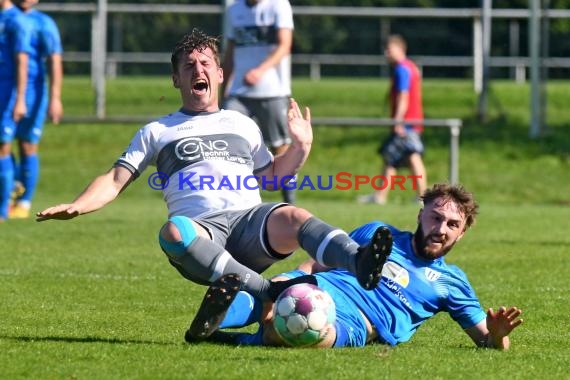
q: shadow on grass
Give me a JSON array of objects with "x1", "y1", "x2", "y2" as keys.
[{"x1": 3, "y1": 335, "x2": 176, "y2": 346}]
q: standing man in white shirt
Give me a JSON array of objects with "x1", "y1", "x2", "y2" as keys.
[{"x1": 222, "y1": 0, "x2": 296, "y2": 204}]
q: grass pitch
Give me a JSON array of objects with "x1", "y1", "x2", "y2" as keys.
[{"x1": 1, "y1": 78, "x2": 569, "y2": 379}]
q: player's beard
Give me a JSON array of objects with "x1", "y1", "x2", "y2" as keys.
[{"x1": 413, "y1": 223, "x2": 454, "y2": 260}]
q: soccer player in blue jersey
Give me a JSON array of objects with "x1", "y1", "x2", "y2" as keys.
[
  {"x1": 189, "y1": 183, "x2": 523, "y2": 350},
  {"x1": 0, "y1": 0, "x2": 33, "y2": 222},
  {"x1": 9, "y1": 0, "x2": 63, "y2": 219}
]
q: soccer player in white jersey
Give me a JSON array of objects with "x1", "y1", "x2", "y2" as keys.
[
  {"x1": 190, "y1": 184, "x2": 523, "y2": 349},
  {"x1": 36, "y1": 29, "x2": 391, "y2": 340},
  {"x1": 222, "y1": 0, "x2": 296, "y2": 204}
]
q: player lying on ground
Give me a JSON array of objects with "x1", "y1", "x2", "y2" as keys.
[{"x1": 186, "y1": 183, "x2": 523, "y2": 349}]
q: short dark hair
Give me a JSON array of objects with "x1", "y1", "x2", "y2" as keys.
[
  {"x1": 421, "y1": 183, "x2": 479, "y2": 229},
  {"x1": 171, "y1": 28, "x2": 220, "y2": 72}
]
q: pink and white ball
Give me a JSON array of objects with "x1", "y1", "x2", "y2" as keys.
[{"x1": 272, "y1": 283, "x2": 336, "y2": 347}]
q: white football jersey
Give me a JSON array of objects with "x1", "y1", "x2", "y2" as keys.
[
  {"x1": 225, "y1": 0, "x2": 293, "y2": 98},
  {"x1": 116, "y1": 109, "x2": 273, "y2": 218}
]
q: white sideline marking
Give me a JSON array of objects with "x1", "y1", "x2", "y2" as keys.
[{"x1": 0, "y1": 269, "x2": 158, "y2": 281}]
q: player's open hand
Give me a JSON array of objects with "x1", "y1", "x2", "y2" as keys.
[
  {"x1": 13, "y1": 99, "x2": 27, "y2": 123},
  {"x1": 36, "y1": 204, "x2": 81, "y2": 221},
  {"x1": 486, "y1": 306, "x2": 523, "y2": 339},
  {"x1": 287, "y1": 98, "x2": 312, "y2": 146},
  {"x1": 49, "y1": 98, "x2": 64, "y2": 124},
  {"x1": 244, "y1": 67, "x2": 264, "y2": 86}
]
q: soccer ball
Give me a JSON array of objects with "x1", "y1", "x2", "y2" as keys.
[{"x1": 272, "y1": 283, "x2": 336, "y2": 347}]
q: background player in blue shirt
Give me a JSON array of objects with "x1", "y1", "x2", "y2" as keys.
[
  {"x1": 188, "y1": 183, "x2": 523, "y2": 350},
  {"x1": 9, "y1": 0, "x2": 63, "y2": 219},
  {"x1": 0, "y1": 0, "x2": 32, "y2": 222}
]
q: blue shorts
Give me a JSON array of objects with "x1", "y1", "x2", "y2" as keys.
[
  {"x1": 0, "y1": 85, "x2": 17, "y2": 143},
  {"x1": 17, "y1": 80, "x2": 48, "y2": 144},
  {"x1": 0, "y1": 80, "x2": 48, "y2": 144},
  {"x1": 282, "y1": 270, "x2": 368, "y2": 347}
]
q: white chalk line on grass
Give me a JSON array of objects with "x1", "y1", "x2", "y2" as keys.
[{"x1": 0, "y1": 269, "x2": 159, "y2": 281}]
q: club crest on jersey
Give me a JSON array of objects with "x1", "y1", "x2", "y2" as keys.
[{"x1": 424, "y1": 268, "x2": 442, "y2": 282}]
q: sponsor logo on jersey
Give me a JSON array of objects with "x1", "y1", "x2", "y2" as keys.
[
  {"x1": 424, "y1": 268, "x2": 442, "y2": 282},
  {"x1": 382, "y1": 261, "x2": 409, "y2": 288},
  {"x1": 234, "y1": 25, "x2": 277, "y2": 47},
  {"x1": 175, "y1": 137, "x2": 231, "y2": 162}
]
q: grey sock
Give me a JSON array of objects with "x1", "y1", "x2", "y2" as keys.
[
  {"x1": 281, "y1": 187, "x2": 296, "y2": 204},
  {"x1": 175, "y1": 236, "x2": 271, "y2": 300},
  {"x1": 297, "y1": 217, "x2": 359, "y2": 271}
]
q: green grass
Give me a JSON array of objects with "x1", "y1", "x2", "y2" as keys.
[{"x1": 1, "y1": 77, "x2": 569, "y2": 379}]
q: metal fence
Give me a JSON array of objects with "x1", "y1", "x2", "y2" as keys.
[{"x1": 37, "y1": 2, "x2": 558, "y2": 183}]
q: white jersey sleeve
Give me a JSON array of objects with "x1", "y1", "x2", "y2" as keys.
[
  {"x1": 115, "y1": 123, "x2": 158, "y2": 178},
  {"x1": 275, "y1": 0, "x2": 294, "y2": 30}
]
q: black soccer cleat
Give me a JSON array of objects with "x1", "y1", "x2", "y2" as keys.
[
  {"x1": 355, "y1": 226, "x2": 392, "y2": 290},
  {"x1": 185, "y1": 273, "x2": 242, "y2": 342},
  {"x1": 267, "y1": 274, "x2": 318, "y2": 302}
]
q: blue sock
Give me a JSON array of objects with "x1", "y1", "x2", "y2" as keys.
[
  {"x1": 11, "y1": 153, "x2": 20, "y2": 182},
  {"x1": 219, "y1": 291, "x2": 263, "y2": 329},
  {"x1": 0, "y1": 155, "x2": 15, "y2": 219},
  {"x1": 233, "y1": 326, "x2": 264, "y2": 346},
  {"x1": 19, "y1": 153, "x2": 39, "y2": 202}
]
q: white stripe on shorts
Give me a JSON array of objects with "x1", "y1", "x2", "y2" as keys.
[{"x1": 316, "y1": 229, "x2": 344, "y2": 266}]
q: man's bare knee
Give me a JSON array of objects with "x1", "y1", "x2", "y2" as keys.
[{"x1": 160, "y1": 221, "x2": 182, "y2": 242}]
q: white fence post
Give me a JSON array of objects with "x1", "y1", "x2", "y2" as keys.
[
  {"x1": 477, "y1": 0, "x2": 492, "y2": 121},
  {"x1": 91, "y1": 0, "x2": 107, "y2": 119},
  {"x1": 473, "y1": 16, "x2": 482, "y2": 94},
  {"x1": 529, "y1": 0, "x2": 542, "y2": 138}
]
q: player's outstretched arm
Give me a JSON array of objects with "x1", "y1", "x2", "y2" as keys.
[
  {"x1": 36, "y1": 166, "x2": 134, "y2": 221},
  {"x1": 259, "y1": 99, "x2": 312, "y2": 190},
  {"x1": 465, "y1": 306, "x2": 523, "y2": 350}
]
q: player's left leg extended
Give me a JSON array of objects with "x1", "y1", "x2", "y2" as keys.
[
  {"x1": 159, "y1": 214, "x2": 316, "y2": 303},
  {"x1": 267, "y1": 206, "x2": 393, "y2": 290}
]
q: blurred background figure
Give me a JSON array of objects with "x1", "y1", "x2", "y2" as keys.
[
  {"x1": 9, "y1": 0, "x2": 63, "y2": 219},
  {"x1": 358, "y1": 34, "x2": 427, "y2": 205},
  {"x1": 0, "y1": 0, "x2": 32, "y2": 222},
  {"x1": 222, "y1": 0, "x2": 296, "y2": 204}
]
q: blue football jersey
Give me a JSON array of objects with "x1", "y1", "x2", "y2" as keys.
[
  {"x1": 0, "y1": 5, "x2": 33, "y2": 83},
  {"x1": 315, "y1": 221, "x2": 486, "y2": 346},
  {"x1": 25, "y1": 9, "x2": 62, "y2": 82}
]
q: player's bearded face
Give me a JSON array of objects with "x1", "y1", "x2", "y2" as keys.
[
  {"x1": 413, "y1": 200, "x2": 466, "y2": 260},
  {"x1": 174, "y1": 48, "x2": 223, "y2": 112}
]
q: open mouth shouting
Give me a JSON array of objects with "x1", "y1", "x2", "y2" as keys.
[{"x1": 192, "y1": 78, "x2": 209, "y2": 96}]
